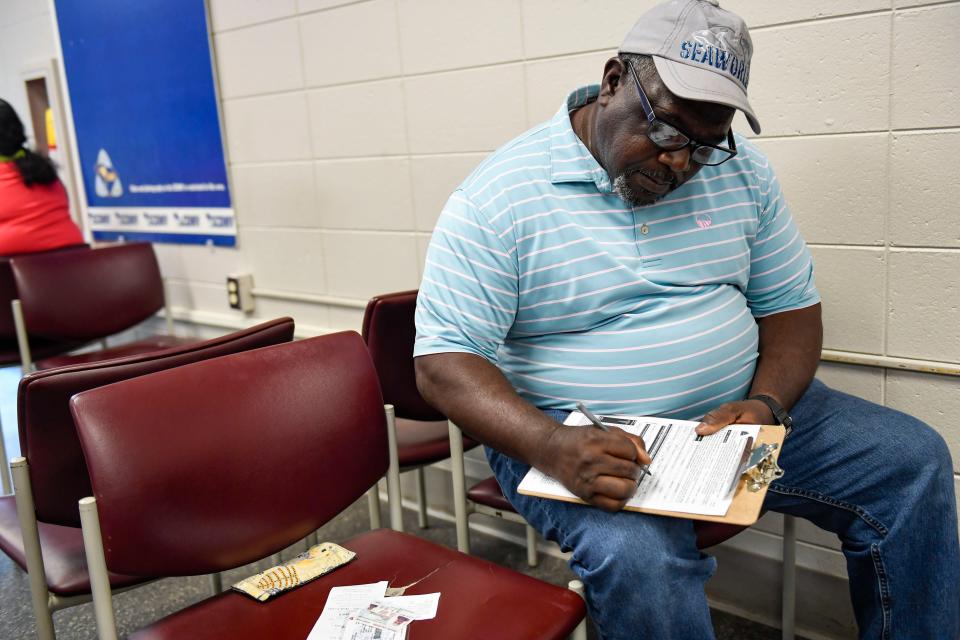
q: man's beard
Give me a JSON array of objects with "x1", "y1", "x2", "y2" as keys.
[{"x1": 612, "y1": 170, "x2": 670, "y2": 207}]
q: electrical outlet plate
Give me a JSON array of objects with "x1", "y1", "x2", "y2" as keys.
[{"x1": 226, "y1": 273, "x2": 255, "y2": 312}]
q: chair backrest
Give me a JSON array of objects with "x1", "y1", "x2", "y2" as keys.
[
  {"x1": 70, "y1": 331, "x2": 387, "y2": 577},
  {"x1": 11, "y1": 242, "x2": 164, "y2": 341},
  {"x1": 18, "y1": 317, "x2": 295, "y2": 527},
  {"x1": 362, "y1": 290, "x2": 445, "y2": 421},
  {"x1": 0, "y1": 244, "x2": 89, "y2": 339}
]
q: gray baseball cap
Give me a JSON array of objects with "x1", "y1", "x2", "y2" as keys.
[{"x1": 619, "y1": 0, "x2": 760, "y2": 134}]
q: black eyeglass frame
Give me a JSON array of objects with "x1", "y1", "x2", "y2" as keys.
[{"x1": 625, "y1": 61, "x2": 738, "y2": 167}]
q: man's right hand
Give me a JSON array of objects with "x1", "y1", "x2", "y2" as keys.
[{"x1": 542, "y1": 424, "x2": 652, "y2": 513}]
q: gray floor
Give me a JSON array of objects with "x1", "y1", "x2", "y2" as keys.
[{"x1": 0, "y1": 356, "x2": 798, "y2": 639}]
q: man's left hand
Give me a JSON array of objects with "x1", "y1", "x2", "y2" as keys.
[{"x1": 695, "y1": 399, "x2": 775, "y2": 436}]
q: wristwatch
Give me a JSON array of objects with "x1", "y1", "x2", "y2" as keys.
[{"x1": 748, "y1": 394, "x2": 793, "y2": 436}]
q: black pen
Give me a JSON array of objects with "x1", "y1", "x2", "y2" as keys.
[{"x1": 576, "y1": 402, "x2": 652, "y2": 478}]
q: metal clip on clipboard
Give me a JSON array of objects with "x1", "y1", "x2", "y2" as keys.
[{"x1": 743, "y1": 442, "x2": 784, "y2": 492}]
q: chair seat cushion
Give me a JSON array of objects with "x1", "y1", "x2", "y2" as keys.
[
  {"x1": 36, "y1": 335, "x2": 198, "y2": 370},
  {"x1": 694, "y1": 521, "x2": 747, "y2": 549},
  {"x1": 0, "y1": 496, "x2": 150, "y2": 596},
  {"x1": 131, "y1": 529, "x2": 584, "y2": 640},
  {"x1": 396, "y1": 417, "x2": 478, "y2": 468},
  {"x1": 466, "y1": 475, "x2": 516, "y2": 513}
]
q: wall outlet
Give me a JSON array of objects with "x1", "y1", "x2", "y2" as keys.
[{"x1": 226, "y1": 273, "x2": 255, "y2": 312}]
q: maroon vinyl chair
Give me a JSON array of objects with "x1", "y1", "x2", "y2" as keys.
[
  {"x1": 0, "y1": 245, "x2": 89, "y2": 495},
  {"x1": 361, "y1": 290, "x2": 480, "y2": 532},
  {"x1": 9, "y1": 242, "x2": 196, "y2": 373},
  {"x1": 71, "y1": 331, "x2": 586, "y2": 640},
  {"x1": 0, "y1": 317, "x2": 295, "y2": 640}
]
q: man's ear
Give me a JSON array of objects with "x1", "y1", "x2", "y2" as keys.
[{"x1": 597, "y1": 57, "x2": 627, "y2": 106}]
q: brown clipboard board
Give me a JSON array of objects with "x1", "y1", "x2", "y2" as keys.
[{"x1": 517, "y1": 424, "x2": 786, "y2": 527}]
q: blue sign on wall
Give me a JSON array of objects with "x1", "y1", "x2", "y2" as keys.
[{"x1": 54, "y1": 0, "x2": 235, "y2": 246}]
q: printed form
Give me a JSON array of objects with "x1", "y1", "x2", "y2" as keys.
[{"x1": 518, "y1": 413, "x2": 759, "y2": 516}]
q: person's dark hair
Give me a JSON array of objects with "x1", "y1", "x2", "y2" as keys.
[{"x1": 0, "y1": 98, "x2": 58, "y2": 186}]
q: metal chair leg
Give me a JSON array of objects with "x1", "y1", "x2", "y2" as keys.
[
  {"x1": 569, "y1": 579, "x2": 588, "y2": 640},
  {"x1": 525, "y1": 524, "x2": 539, "y2": 567},
  {"x1": 366, "y1": 485, "x2": 382, "y2": 529},
  {"x1": 782, "y1": 515, "x2": 797, "y2": 640},
  {"x1": 209, "y1": 573, "x2": 223, "y2": 594},
  {"x1": 448, "y1": 420, "x2": 470, "y2": 554},
  {"x1": 12, "y1": 300, "x2": 34, "y2": 375},
  {"x1": 384, "y1": 405, "x2": 404, "y2": 532},
  {"x1": 0, "y1": 417, "x2": 11, "y2": 495},
  {"x1": 12, "y1": 458, "x2": 55, "y2": 640},
  {"x1": 415, "y1": 467, "x2": 428, "y2": 529},
  {"x1": 79, "y1": 497, "x2": 119, "y2": 640}
]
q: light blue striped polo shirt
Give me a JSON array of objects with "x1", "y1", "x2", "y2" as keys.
[{"x1": 414, "y1": 85, "x2": 819, "y2": 420}]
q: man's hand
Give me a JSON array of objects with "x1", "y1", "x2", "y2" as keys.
[
  {"x1": 695, "y1": 399, "x2": 775, "y2": 436},
  {"x1": 544, "y1": 424, "x2": 652, "y2": 512}
]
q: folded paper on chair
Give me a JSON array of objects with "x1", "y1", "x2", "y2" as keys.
[{"x1": 232, "y1": 542, "x2": 356, "y2": 602}]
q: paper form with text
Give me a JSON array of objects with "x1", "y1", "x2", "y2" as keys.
[{"x1": 518, "y1": 413, "x2": 762, "y2": 518}]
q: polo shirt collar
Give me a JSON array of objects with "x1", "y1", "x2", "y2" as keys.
[{"x1": 549, "y1": 85, "x2": 613, "y2": 193}]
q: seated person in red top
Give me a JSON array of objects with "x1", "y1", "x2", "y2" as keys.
[{"x1": 0, "y1": 98, "x2": 83, "y2": 256}]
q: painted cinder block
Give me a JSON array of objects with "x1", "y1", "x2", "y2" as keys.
[
  {"x1": 231, "y1": 162, "x2": 320, "y2": 229},
  {"x1": 410, "y1": 153, "x2": 488, "y2": 232},
  {"x1": 747, "y1": 15, "x2": 891, "y2": 137},
  {"x1": 321, "y1": 231, "x2": 421, "y2": 298},
  {"x1": 300, "y1": 0, "x2": 401, "y2": 88},
  {"x1": 887, "y1": 250, "x2": 960, "y2": 363},
  {"x1": 524, "y1": 50, "x2": 613, "y2": 126},
  {"x1": 723, "y1": 0, "x2": 888, "y2": 28},
  {"x1": 893, "y1": 4, "x2": 960, "y2": 130},
  {"x1": 307, "y1": 79, "x2": 408, "y2": 158},
  {"x1": 886, "y1": 370, "x2": 960, "y2": 474},
  {"x1": 889, "y1": 130, "x2": 960, "y2": 249},
  {"x1": 223, "y1": 93, "x2": 313, "y2": 163},
  {"x1": 752, "y1": 134, "x2": 888, "y2": 246},
  {"x1": 314, "y1": 157, "x2": 416, "y2": 231},
  {"x1": 297, "y1": 0, "x2": 360, "y2": 14},
  {"x1": 521, "y1": 0, "x2": 655, "y2": 59},
  {"x1": 404, "y1": 64, "x2": 526, "y2": 154},
  {"x1": 398, "y1": 0, "x2": 523, "y2": 75},
  {"x1": 238, "y1": 227, "x2": 327, "y2": 294},
  {"x1": 816, "y1": 362, "x2": 884, "y2": 404},
  {"x1": 208, "y1": 0, "x2": 296, "y2": 32},
  {"x1": 809, "y1": 247, "x2": 886, "y2": 354},
  {"x1": 214, "y1": 19, "x2": 303, "y2": 99},
  {"x1": 174, "y1": 245, "x2": 243, "y2": 287}
]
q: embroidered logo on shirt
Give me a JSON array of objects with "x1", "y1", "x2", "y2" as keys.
[{"x1": 695, "y1": 214, "x2": 713, "y2": 229}]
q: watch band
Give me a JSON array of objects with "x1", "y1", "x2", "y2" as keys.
[{"x1": 748, "y1": 394, "x2": 793, "y2": 436}]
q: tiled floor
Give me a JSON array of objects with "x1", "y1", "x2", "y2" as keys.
[{"x1": 0, "y1": 358, "x2": 797, "y2": 639}]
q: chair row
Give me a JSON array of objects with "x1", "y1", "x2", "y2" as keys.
[
  {"x1": 3, "y1": 317, "x2": 587, "y2": 639},
  {"x1": 2, "y1": 283, "x2": 798, "y2": 638}
]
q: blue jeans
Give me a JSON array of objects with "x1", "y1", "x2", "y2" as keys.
[{"x1": 486, "y1": 379, "x2": 960, "y2": 639}]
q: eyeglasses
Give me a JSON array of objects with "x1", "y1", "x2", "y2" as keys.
[{"x1": 626, "y1": 62, "x2": 738, "y2": 167}]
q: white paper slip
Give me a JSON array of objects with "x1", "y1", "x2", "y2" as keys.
[
  {"x1": 307, "y1": 582, "x2": 389, "y2": 640},
  {"x1": 518, "y1": 413, "x2": 759, "y2": 516},
  {"x1": 307, "y1": 583, "x2": 441, "y2": 640}
]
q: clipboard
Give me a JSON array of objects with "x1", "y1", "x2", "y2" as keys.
[{"x1": 518, "y1": 424, "x2": 786, "y2": 526}]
